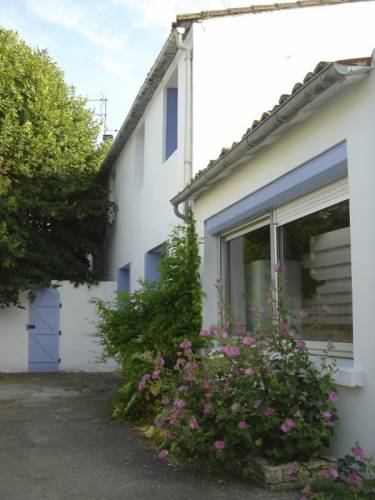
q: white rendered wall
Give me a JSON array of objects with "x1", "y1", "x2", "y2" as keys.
[
  {"x1": 193, "y1": 67, "x2": 375, "y2": 458},
  {"x1": 102, "y1": 43, "x2": 189, "y2": 289},
  {"x1": 0, "y1": 294, "x2": 29, "y2": 372},
  {"x1": 192, "y1": 2, "x2": 375, "y2": 175},
  {"x1": 58, "y1": 281, "x2": 118, "y2": 372},
  {"x1": 0, "y1": 282, "x2": 118, "y2": 373}
]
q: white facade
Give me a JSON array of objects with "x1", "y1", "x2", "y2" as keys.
[
  {"x1": 192, "y1": 58, "x2": 375, "y2": 458},
  {"x1": 0, "y1": 282, "x2": 118, "y2": 373},
  {"x1": 103, "y1": 1, "x2": 375, "y2": 289},
  {"x1": 102, "y1": 2, "x2": 375, "y2": 459}
]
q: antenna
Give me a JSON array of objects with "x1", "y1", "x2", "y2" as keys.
[{"x1": 87, "y1": 94, "x2": 117, "y2": 141}]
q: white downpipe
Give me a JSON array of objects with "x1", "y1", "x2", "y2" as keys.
[{"x1": 174, "y1": 28, "x2": 193, "y2": 218}]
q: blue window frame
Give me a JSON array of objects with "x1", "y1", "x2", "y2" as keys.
[{"x1": 165, "y1": 88, "x2": 178, "y2": 160}]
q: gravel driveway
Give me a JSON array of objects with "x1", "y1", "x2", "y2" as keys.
[{"x1": 0, "y1": 373, "x2": 298, "y2": 500}]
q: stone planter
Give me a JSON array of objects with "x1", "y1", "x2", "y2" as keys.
[{"x1": 244, "y1": 456, "x2": 336, "y2": 491}]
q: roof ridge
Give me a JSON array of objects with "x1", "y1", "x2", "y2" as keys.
[{"x1": 173, "y1": 0, "x2": 372, "y2": 27}]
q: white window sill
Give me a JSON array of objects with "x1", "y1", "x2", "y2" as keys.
[{"x1": 333, "y1": 367, "x2": 365, "y2": 388}]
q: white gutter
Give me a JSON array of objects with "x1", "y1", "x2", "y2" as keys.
[
  {"x1": 171, "y1": 61, "x2": 372, "y2": 209},
  {"x1": 174, "y1": 28, "x2": 193, "y2": 220}
]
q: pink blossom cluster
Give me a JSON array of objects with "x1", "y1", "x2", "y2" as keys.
[{"x1": 281, "y1": 418, "x2": 296, "y2": 433}]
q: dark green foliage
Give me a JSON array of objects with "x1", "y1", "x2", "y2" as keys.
[
  {"x1": 0, "y1": 28, "x2": 110, "y2": 306},
  {"x1": 94, "y1": 214, "x2": 203, "y2": 420}
]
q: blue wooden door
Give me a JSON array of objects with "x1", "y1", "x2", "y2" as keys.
[{"x1": 28, "y1": 288, "x2": 60, "y2": 372}]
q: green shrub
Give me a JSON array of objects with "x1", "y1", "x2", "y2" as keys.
[{"x1": 94, "y1": 214, "x2": 203, "y2": 420}]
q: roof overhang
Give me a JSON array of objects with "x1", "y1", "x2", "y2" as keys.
[{"x1": 171, "y1": 59, "x2": 372, "y2": 207}]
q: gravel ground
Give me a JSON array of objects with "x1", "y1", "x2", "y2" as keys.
[{"x1": 0, "y1": 373, "x2": 299, "y2": 500}]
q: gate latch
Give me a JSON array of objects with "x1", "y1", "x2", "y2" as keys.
[{"x1": 26, "y1": 324, "x2": 35, "y2": 330}]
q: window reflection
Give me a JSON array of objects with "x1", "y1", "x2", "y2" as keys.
[
  {"x1": 278, "y1": 200, "x2": 352, "y2": 342},
  {"x1": 226, "y1": 225, "x2": 271, "y2": 329}
]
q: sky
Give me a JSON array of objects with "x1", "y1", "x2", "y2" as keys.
[{"x1": 0, "y1": 0, "x2": 275, "y2": 137}]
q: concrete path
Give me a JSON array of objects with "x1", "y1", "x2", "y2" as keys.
[{"x1": 0, "y1": 373, "x2": 298, "y2": 500}]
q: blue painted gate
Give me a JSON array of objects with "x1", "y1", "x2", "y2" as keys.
[{"x1": 27, "y1": 288, "x2": 60, "y2": 372}]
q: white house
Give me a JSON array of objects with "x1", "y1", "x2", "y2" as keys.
[
  {"x1": 101, "y1": 0, "x2": 375, "y2": 292},
  {"x1": 101, "y1": 1, "x2": 375, "y2": 457},
  {"x1": 171, "y1": 53, "x2": 375, "y2": 458}
]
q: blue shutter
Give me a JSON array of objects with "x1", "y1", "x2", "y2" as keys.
[
  {"x1": 145, "y1": 247, "x2": 162, "y2": 282},
  {"x1": 117, "y1": 265, "x2": 131, "y2": 292},
  {"x1": 165, "y1": 88, "x2": 178, "y2": 159}
]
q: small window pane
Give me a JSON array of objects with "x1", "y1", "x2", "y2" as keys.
[
  {"x1": 278, "y1": 200, "x2": 352, "y2": 343},
  {"x1": 226, "y1": 225, "x2": 271, "y2": 329}
]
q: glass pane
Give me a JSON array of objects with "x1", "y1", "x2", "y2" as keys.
[
  {"x1": 278, "y1": 200, "x2": 352, "y2": 343},
  {"x1": 226, "y1": 225, "x2": 271, "y2": 330}
]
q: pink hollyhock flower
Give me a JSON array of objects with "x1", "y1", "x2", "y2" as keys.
[
  {"x1": 138, "y1": 380, "x2": 146, "y2": 391},
  {"x1": 220, "y1": 346, "x2": 241, "y2": 357},
  {"x1": 347, "y1": 471, "x2": 360, "y2": 484},
  {"x1": 279, "y1": 321, "x2": 288, "y2": 331},
  {"x1": 352, "y1": 446, "x2": 366, "y2": 460},
  {"x1": 265, "y1": 407, "x2": 276, "y2": 417},
  {"x1": 199, "y1": 329, "x2": 211, "y2": 337},
  {"x1": 214, "y1": 441, "x2": 225, "y2": 451},
  {"x1": 158, "y1": 449, "x2": 169, "y2": 460},
  {"x1": 184, "y1": 373, "x2": 195, "y2": 382},
  {"x1": 329, "y1": 392, "x2": 340, "y2": 402},
  {"x1": 322, "y1": 469, "x2": 338, "y2": 480},
  {"x1": 255, "y1": 399, "x2": 262, "y2": 407},
  {"x1": 296, "y1": 340, "x2": 307, "y2": 350},
  {"x1": 173, "y1": 398, "x2": 186, "y2": 409},
  {"x1": 178, "y1": 385, "x2": 190, "y2": 393},
  {"x1": 179, "y1": 341, "x2": 192, "y2": 350},
  {"x1": 151, "y1": 369, "x2": 160, "y2": 380},
  {"x1": 244, "y1": 367, "x2": 254, "y2": 376},
  {"x1": 321, "y1": 410, "x2": 332, "y2": 420},
  {"x1": 161, "y1": 398, "x2": 170, "y2": 406},
  {"x1": 221, "y1": 330, "x2": 229, "y2": 340},
  {"x1": 155, "y1": 356, "x2": 165, "y2": 366},
  {"x1": 203, "y1": 379, "x2": 214, "y2": 391},
  {"x1": 288, "y1": 331, "x2": 296, "y2": 339},
  {"x1": 235, "y1": 325, "x2": 247, "y2": 336},
  {"x1": 238, "y1": 421, "x2": 248, "y2": 430},
  {"x1": 272, "y1": 309, "x2": 280, "y2": 319},
  {"x1": 281, "y1": 419, "x2": 296, "y2": 433},
  {"x1": 231, "y1": 403, "x2": 241, "y2": 413},
  {"x1": 294, "y1": 410, "x2": 302, "y2": 418},
  {"x1": 203, "y1": 403, "x2": 213, "y2": 415},
  {"x1": 189, "y1": 418, "x2": 199, "y2": 430},
  {"x1": 241, "y1": 336, "x2": 256, "y2": 346}
]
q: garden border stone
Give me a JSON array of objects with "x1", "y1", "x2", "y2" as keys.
[{"x1": 245, "y1": 456, "x2": 337, "y2": 491}]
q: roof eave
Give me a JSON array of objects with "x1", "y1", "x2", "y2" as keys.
[
  {"x1": 102, "y1": 29, "x2": 185, "y2": 174},
  {"x1": 171, "y1": 61, "x2": 372, "y2": 207}
]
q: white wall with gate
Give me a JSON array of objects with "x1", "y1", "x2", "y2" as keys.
[{"x1": 0, "y1": 281, "x2": 118, "y2": 373}]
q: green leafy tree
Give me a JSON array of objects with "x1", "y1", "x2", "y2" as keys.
[{"x1": 0, "y1": 28, "x2": 110, "y2": 306}]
